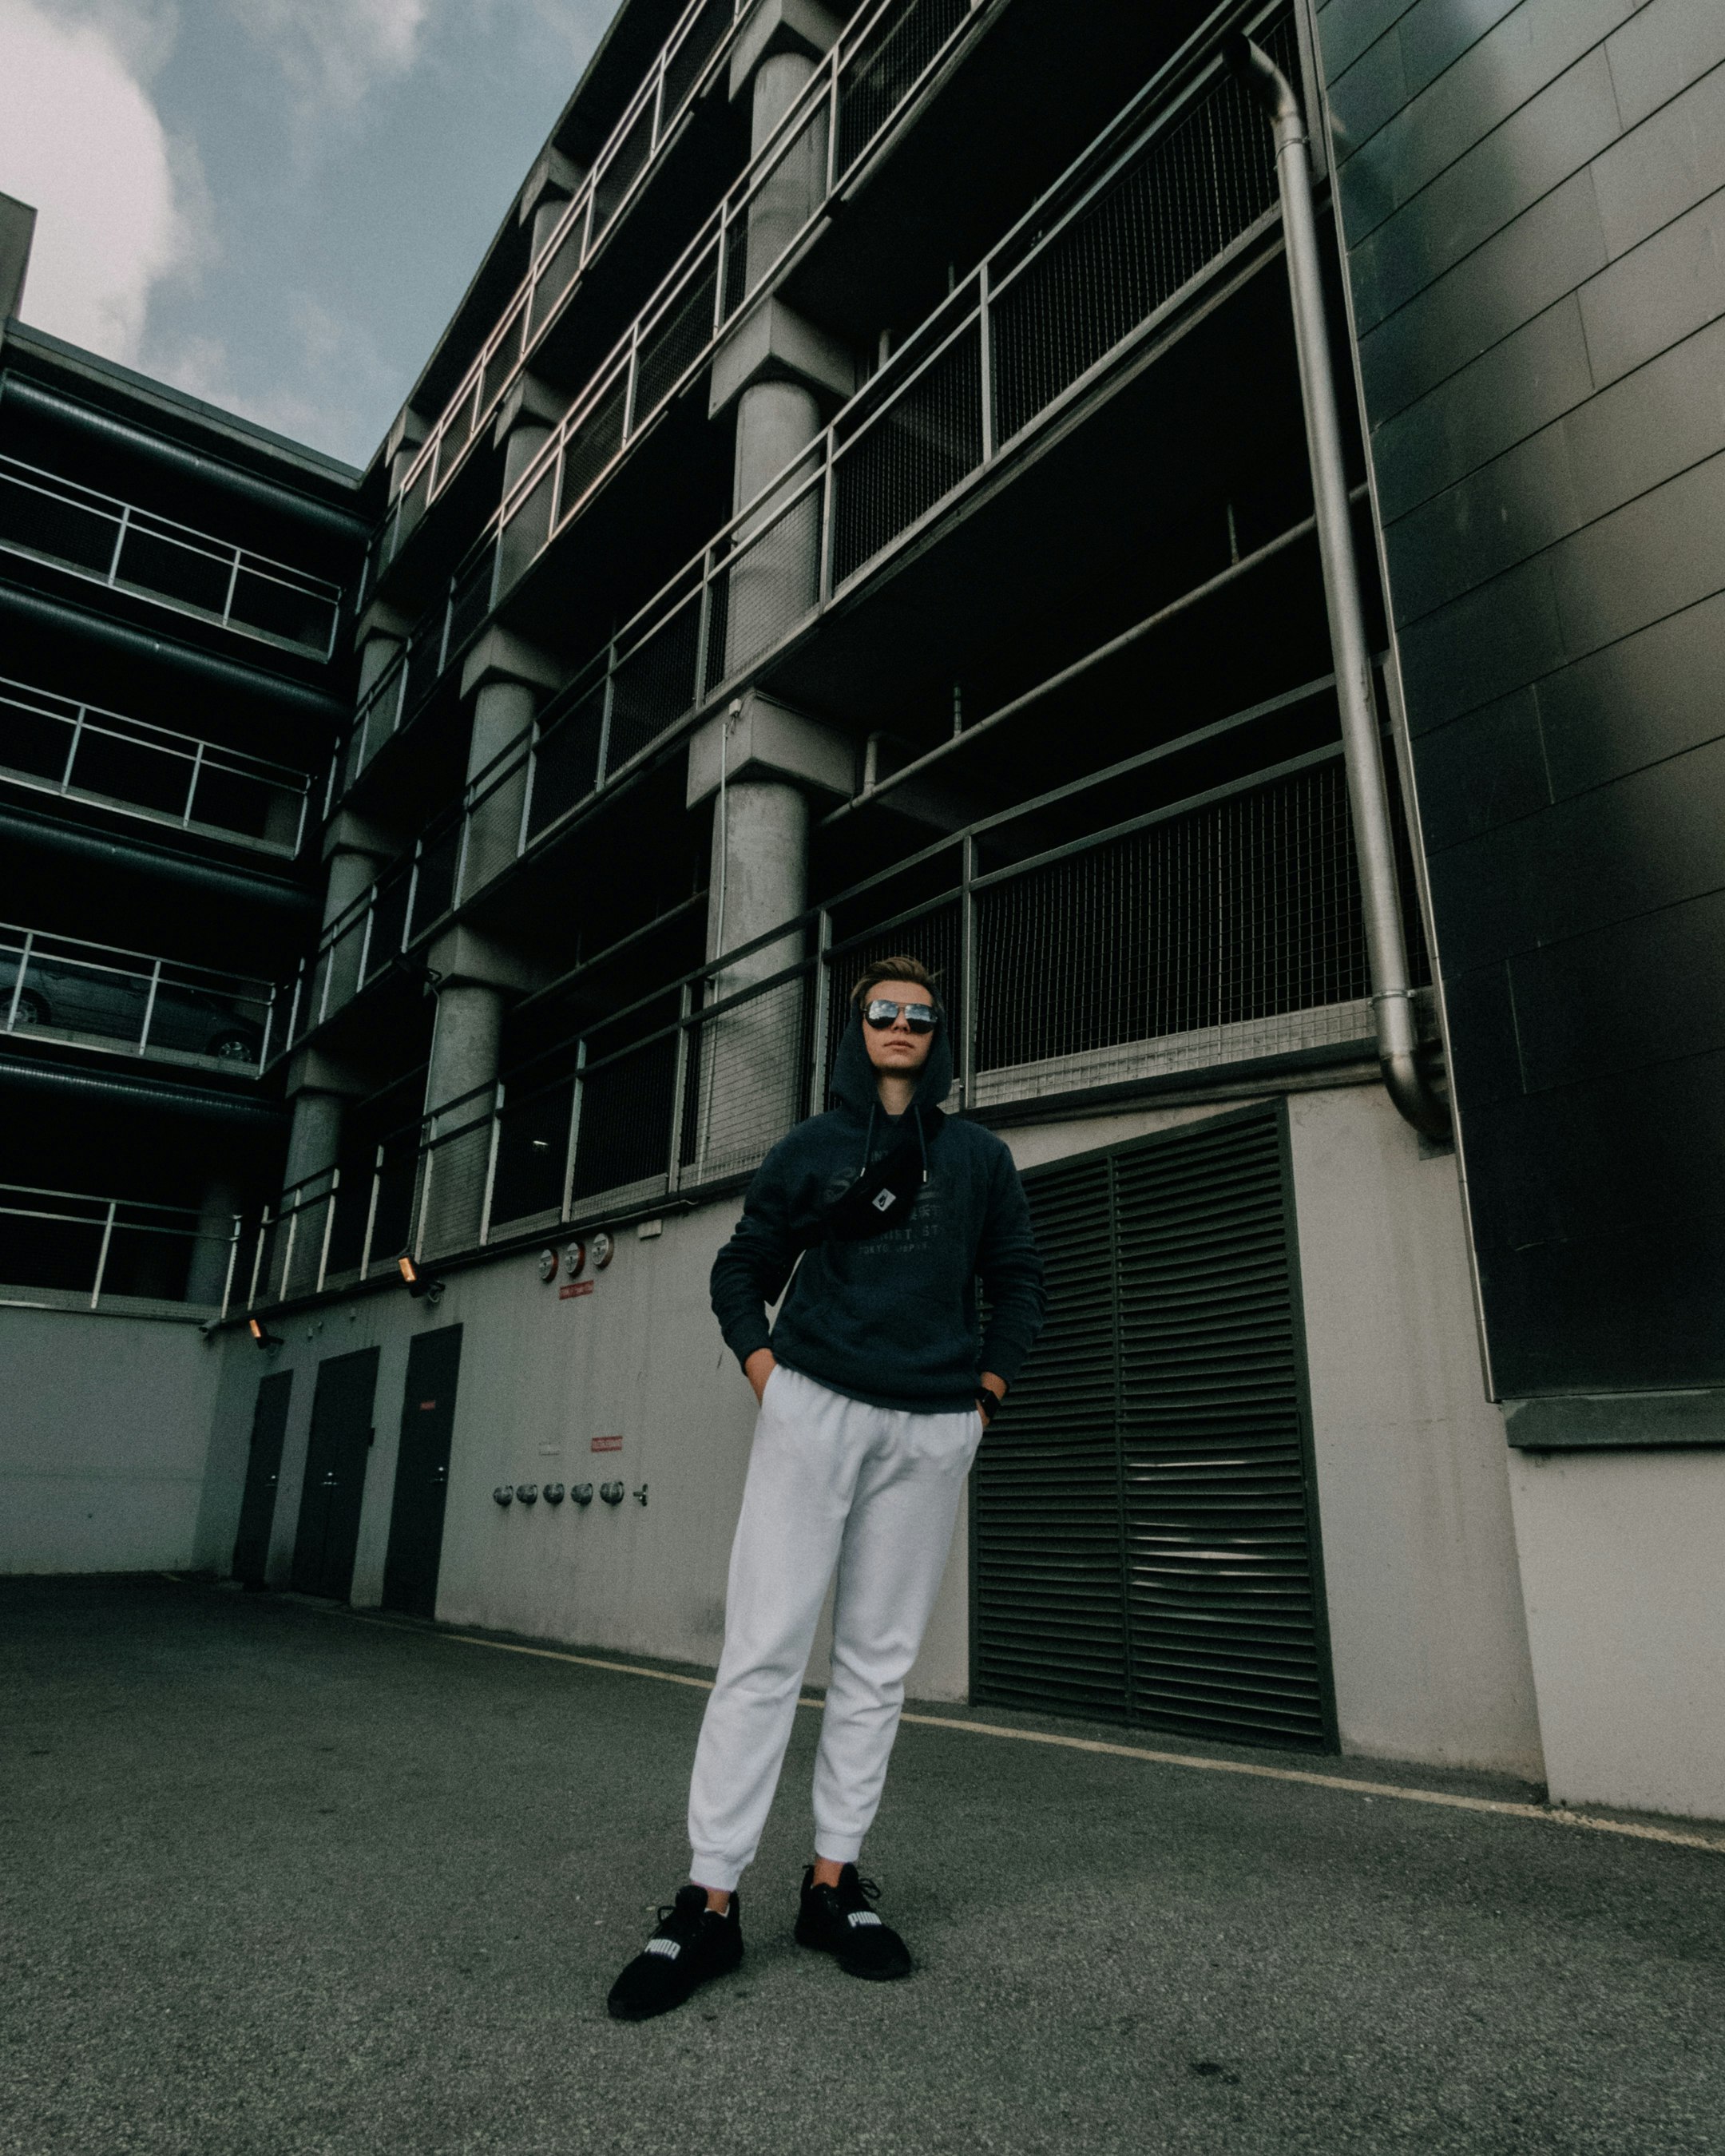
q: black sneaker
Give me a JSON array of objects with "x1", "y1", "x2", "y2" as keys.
[
  {"x1": 607, "y1": 1885, "x2": 744, "y2": 2022},
  {"x1": 794, "y1": 1864, "x2": 913, "y2": 1980}
]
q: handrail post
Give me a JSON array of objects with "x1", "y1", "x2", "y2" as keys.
[
  {"x1": 138, "y1": 958, "x2": 162, "y2": 1056},
  {"x1": 667, "y1": 983, "x2": 693, "y2": 1192},
  {"x1": 561, "y1": 1039, "x2": 588, "y2": 1219},
  {"x1": 359, "y1": 1144, "x2": 383, "y2": 1278},
  {"x1": 90, "y1": 1199, "x2": 117, "y2": 1310},
  {"x1": 107, "y1": 501, "x2": 130, "y2": 586},
  {"x1": 977, "y1": 261, "x2": 995, "y2": 462},
  {"x1": 7, "y1": 929, "x2": 32, "y2": 1032},
  {"x1": 479, "y1": 1084, "x2": 504, "y2": 1245},
  {"x1": 959, "y1": 835, "x2": 978, "y2": 1109},
  {"x1": 183, "y1": 738, "x2": 205, "y2": 826},
  {"x1": 61, "y1": 704, "x2": 85, "y2": 794},
  {"x1": 316, "y1": 1166, "x2": 338, "y2": 1293}
]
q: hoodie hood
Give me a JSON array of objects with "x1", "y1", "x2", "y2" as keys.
[{"x1": 828, "y1": 1006, "x2": 954, "y2": 1121}]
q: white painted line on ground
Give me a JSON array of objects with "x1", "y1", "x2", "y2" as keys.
[{"x1": 255, "y1": 1593, "x2": 1725, "y2": 1858}]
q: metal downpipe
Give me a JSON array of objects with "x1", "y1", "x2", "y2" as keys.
[{"x1": 1225, "y1": 34, "x2": 1450, "y2": 1143}]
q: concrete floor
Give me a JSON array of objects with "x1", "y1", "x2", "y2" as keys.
[{"x1": 2, "y1": 1577, "x2": 1722, "y2": 2156}]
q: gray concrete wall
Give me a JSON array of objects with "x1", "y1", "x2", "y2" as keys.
[
  {"x1": 1508, "y1": 1447, "x2": 1725, "y2": 1820},
  {"x1": 1, "y1": 1306, "x2": 222, "y2": 1573}
]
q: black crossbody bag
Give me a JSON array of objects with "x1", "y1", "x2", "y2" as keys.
[{"x1": 807, "y1": 1107, "x2": 946, "y2": 1245}]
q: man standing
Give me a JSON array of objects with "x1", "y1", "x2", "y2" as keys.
[{"x1": 608, "y1": 956, "x2": 1045, "y2": 2020}]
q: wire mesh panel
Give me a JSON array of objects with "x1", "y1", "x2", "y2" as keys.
[
  {"x1": 363, "y1": 868, "x2": 412, "y2": 986},
  {"x1": 680, "y1": 963, "x2": 814, "y2": 1189},
  {"x1": 369, "y1": 1131, "x2": 421, "y2": 1272},
  {"x1": 323, "y1": 1158, "x2": 377, "y2": 1279},
  {"x1": 496, "y1": 459, "x2": 558, "y2": 596},
  {"x1": 408, "y1": 822, "x2": 462, "y2": 942},
  {"x1": 446, "y1": 545, "x2": 496, "y2": 656},
  {"x1": 557, "y1": 370, "x2": 631, "y2": 522},
  {"x1": 417, "y1": 1102, "x2": 496, "y2": 1262},
  {"x1": 973, "y1": 758, "x2": 1366, "y2": 1082},
  {"x1": 831, "y1": 322, "x2": 983, "y2": 586},
  {"x1": 708, "y1": 477, "x2": 822, "y2": 686},
  {"x1": 662, "y1": 0, "x2": 735, "y2": 113},
  {"x1": 737, "y1": 101, "x2": 830, "y2": 301},
  {"x1": 606, "y1": 592, "x2": 703, "y2": 775},
  {"x1": 592, "y1": 97, "x2": 656, "y2": 240},
  {"x1": 527, "y1": 214, "x2": 585, "y2": 340},
  {"x1": 481, "y1": 300, "x2": 528, "y2": 415},
  {"x1": 571, "y1": 1031, "x2": 678, "y2": 1206},
  {"x1": 989, "y1": 14, "x2": 1294, "y2": 447},
  {"x1": 458, "y1": 757, "x2": 529, "y2": 903},
  {"x1": 402, "y1": 616, "x2": 446, "y2": 719},
  {"x1": 526, "y1": 686, "x2": 606, "y2": 838},
  {"x1": 490, "y1": 1075, "x2": 576, "y2": 1233},
  {"x1": 835, "y1": 0, "x2": 972, "y2": 175},
  {"x1": 635, "y1": 245, "x2": 723, "y2": 417}
]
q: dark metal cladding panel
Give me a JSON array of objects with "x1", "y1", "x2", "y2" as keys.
[{"x1": 1315, "y1": 0, "x2": 1725, "y2": 1394}]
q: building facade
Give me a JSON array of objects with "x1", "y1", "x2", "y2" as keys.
[{"x1": 3, "y1": 0, "x2": 1721, "y2": 1821}]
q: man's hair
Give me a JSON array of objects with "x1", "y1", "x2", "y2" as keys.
[{"x1": 850, "y1": 953, "x2": 941, "y2": 1009}]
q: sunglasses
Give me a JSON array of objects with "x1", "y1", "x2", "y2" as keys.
[{"x1": 862, "y1": 998, "x2": 938, "y2": 1032}]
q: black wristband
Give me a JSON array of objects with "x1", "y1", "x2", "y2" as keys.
[{"x1": 977, "y1": 1390, "x2": 999, "y2": 1422}]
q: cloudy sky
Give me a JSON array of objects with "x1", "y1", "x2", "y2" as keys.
[{"x1": 0, "y1": 0, "x2": 613, "y2": 468}]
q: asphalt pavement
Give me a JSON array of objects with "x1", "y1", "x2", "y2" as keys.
[{"x1": 2, "y1": 1575, "x2": 1721, "y2": 2156}]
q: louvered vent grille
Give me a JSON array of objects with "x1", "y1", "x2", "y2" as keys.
[{"x1": 972, "y1": 1107, "x2": 1334, "y2": 1750}]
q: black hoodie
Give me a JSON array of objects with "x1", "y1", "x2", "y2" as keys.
[{"x1": 708, "y1": 1011, "x2": 1046, "y2": 1413}]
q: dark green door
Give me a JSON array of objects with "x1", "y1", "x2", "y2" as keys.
[
  {"x1": 291, "y1": 1347, "x2": 379, "y2": 1601},
  {"x1": 382, "y1": 1326, "x2": 462, "y2": 1619},
  {"x1": 973, "y1": 1104, "x2": 1335, "y2": 1750},
  {"x1": 232, "y1": 1371, "x2": 291, "y2": 1586}
]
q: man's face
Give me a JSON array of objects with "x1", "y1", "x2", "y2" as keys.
[{"x1": 861, "y1": 978, "x2": 937, "y2": 1079}]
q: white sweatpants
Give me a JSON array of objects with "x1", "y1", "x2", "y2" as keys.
[{"x1": 687, "y1": 1362, "x2": 982, "y2": 1891}]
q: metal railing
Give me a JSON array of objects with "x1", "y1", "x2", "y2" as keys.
[
  {"x1": 364, "y1": 0, "x2": 755, "y2": 601},
  {"x1": 1, "y1": 920, "x2": 277, "y2": 1071},
  {"x1": 240, "y1": 670, "x2": 1428, "y2": 1307},
  {"x1": 0, "y1": 454, "x2": 344, "y2": 660},
  {"x1": 345, "y1": 0, "x2": 996, "y2": 793},
  {"x1": 290, "y1": 5, "x2": 1298, "y2": 1041},
  {"x1": 0, "y1": 675, "x2": 311, "y2": 855},
  {"x1": 0, "y1": 1182, "x2": 239, "y2": 1313}
]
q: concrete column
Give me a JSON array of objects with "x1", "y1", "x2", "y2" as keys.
[
  {"x1": 185, "y1": 1176, "x2": 240, "y2": 1309},
  {"x1": 416, "y1": 982, "x2": 504, "y2": 1262},
  {"x1": 386, "y1": 409, "x2": 429, "y2": 501},
  {"x1": 356, "y1": 629, "x2": 402, "y2": 701},
  {"x1": 457, "y1": 629, "x2": 561, "y2": 902},
  {"x1": 745, "y1": 48, "x2": 829, "y2": 284},
  {"x1": 416, "y1": 925, "x2": 542, "y2": 1258},
  {"x1": 319, "y1": 813, "x2": 395, "y2": 1010},
  {"x1": 686, "y1": 694, "x2": 852, "y2": 1177}
]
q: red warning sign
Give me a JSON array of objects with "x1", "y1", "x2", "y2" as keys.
[
  {"x1": 590, "y1": 1433, "x2": 623, "y2": 1453},
  {"x1": 559, "y1": 1281, "x2": 595, "y2": 1300}
]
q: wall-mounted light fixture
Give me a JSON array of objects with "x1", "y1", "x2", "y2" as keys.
[
  {"x1": 399, "y1": 1254, "x2": 445, "y2": 1302},
  {"x1": 248, "y1": 1317, "x2": 282, "y2": 1350}
]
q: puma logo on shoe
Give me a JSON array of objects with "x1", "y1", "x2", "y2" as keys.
[
  {"x1": 847, "y1": 1911, "x2": 882, "y2": 1928},
  {"x1": 646, "y1": 1939, "x2": 681, "y2": 1959}
]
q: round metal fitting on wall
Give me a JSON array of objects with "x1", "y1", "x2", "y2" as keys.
[
  {"x1": 493, "y1": 1485, "x2": 514, "y2": 1506},
  {"x1": 589, "y1": 1229, "x2": 614, "y2": 1270},
  {"x1": 537, "y1": 1247, "x2": 559, "y2": 1283},
  {"x1": 516, "y1": 1484, "x2": 538, "y2": 1504},
  {"x1": 599, "y1": 1480, "x2": 625, "y2": 1506},
  {"x1": 571, "y1": 1483, "x2": 594, "y2": 1506},
  {"x1": 562, "y1": 1239, "x2": 586, "y2": 1279},
  {"x1": 542, "y1": 1483, "x2": 565, "y2": 1504}
]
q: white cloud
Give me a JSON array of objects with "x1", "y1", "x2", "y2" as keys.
[
  {"x1": 232, "y1": 0, "x2": 431, "y2": 112},
  {"x1": 0, "y1": 0, "x2": 206, "y2": 362}
]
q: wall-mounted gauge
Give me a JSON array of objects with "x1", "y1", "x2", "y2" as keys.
[
  {"x1": 590, "y1": 1229, "x2": 615, "y2": 1270},
  {"x1": 562, "y1": 1239, "x2": 586, "y2": 1278},
  {"x1": 537, "y1": 1247, "x2": 559, "y2": 1283}
]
